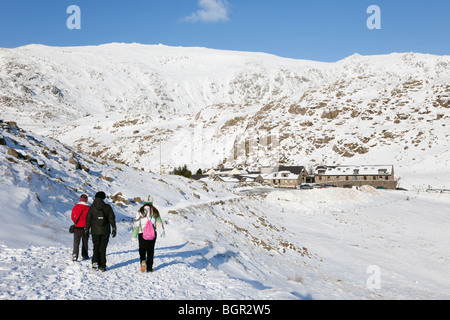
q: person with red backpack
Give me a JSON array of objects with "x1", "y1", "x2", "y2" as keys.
[
  {"x1": 132, "y1": 195, "x2": 165, "y2": 272},
  {"x1": 71, "y1": 194, "x2": 90, "y2": 261}
]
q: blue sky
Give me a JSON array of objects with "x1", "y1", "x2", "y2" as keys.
[{"x1": 0, "y1": 0, "x2": 449, "y2": 62}]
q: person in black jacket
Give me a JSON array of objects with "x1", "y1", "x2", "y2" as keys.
[{"x1": 85, "y1": 191, "x2": 117, "y2": 272}]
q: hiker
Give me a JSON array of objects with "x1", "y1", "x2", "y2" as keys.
[
  {"x1": 132, "y1": 195, "x2": 165, "y2": 272},
  {"x1": 71, "y1": 194, "x2": 90, "y2": 261},
  {"x1": 85, "y1": 191, "x2": 117, "y2": 272}
]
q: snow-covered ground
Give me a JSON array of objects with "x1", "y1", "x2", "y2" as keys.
[
  {"x1": 1, "y1": 186, "x2": 449, "y2": 300},
  {"x1": 1, "y1": 122, "x2": 450, "y2": 300}
]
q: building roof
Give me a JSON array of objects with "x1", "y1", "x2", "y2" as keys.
[
  {"x1": 262, "y1": 171, "x2": 300, "y2": 180},
  {"x1": 206, "y1": 168, "x2": 245, "y2": 175},
  {"x1": 191, "y1": 174, "x2": 209, "y2": 180},
  {"x1": 214, "y1": 176, "x2": 240, "y2": 182},
  {"x1": 277, "y1": 166, "x2": 306, "y2": 175},
  {"x1": 315, "y1": 165, "x2": 393, "y2": 176}
]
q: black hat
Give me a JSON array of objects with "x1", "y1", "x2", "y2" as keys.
[{"x1": 95, "y1": 191, "x2": 106, "y2": 199}]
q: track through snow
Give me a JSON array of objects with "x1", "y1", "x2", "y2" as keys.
[{"x1": 0, "y1": 233, "x2": 276, "y2": 300}]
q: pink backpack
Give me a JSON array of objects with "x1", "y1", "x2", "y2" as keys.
[{"x1": 143, "y1": 219, "x2": 155, "y2": 240}]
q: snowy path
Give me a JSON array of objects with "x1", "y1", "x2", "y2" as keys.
[
  {"x1": 0, "y1": 244, "x2": 249, "y2": 300},
  {"x1": 0, "y1": 225, "x2": 285, "y2": 300},
  {"x1": 0, "y1": 242, "x2": 254, "y2": 300}
]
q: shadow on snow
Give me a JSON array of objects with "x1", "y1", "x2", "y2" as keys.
[{"x1": 105, "y1": 241, "x2": 311, "y2": 299}]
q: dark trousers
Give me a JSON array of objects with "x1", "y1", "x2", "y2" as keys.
[
  {"x1": 92, "y1": 234, "x2": 109, "y2": 268},
  {"x1": 73, "y1": 227, "x2": 89, "y2": 259},
  {"x1": 138, "y1": 233, "x2": 157, "y2": 271}
]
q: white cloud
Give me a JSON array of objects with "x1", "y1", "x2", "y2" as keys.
[{"x1": 184, "y1": 0, "x2": 230, "y2": 23}]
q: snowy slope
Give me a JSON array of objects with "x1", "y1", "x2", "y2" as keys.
[
  {"x1": 1, "y1": 121, "x2": 450, "y2": 300},
  {"x1": 1, "y1": 44, "x2": 449, "y2": 189}
]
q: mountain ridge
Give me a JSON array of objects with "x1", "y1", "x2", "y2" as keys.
[{"x1": 1, "y1": 43, "x2": 449, "y2": 188}]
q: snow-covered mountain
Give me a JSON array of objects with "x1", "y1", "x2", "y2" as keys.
[{"x1": 1, "y1": 43, "x2": 450, "y2": 188}]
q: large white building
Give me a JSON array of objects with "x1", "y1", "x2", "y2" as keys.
[{"x1": 314, "y1": 165, "x2": 397, "y2": 189}]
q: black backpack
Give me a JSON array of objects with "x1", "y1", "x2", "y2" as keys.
[{"x1": 93, "y1": 207, "x2": 107, "y2": 226}]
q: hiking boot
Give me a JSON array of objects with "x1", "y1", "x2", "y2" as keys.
[
  {"x1": 99, "y1": 266, "x2": 107, "y2": 272},
  {"x1": 72, "y1": 254, "x2": 77, "y2": 262},
  {"x1": 92, "y1": 262, "x2": 98, "y2": 270},
  {"x1": 140, "y1": 261, "x2": 146, "y2": 273}
]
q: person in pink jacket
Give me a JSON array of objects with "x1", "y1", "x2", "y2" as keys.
[{"x1": 71, "y1": 194, "x2": 90, "y2": 261}]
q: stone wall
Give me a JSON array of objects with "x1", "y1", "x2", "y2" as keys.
[
  {"x1": 314, "y1": 174, "x2": 397, "y2": 189},
  {"x1": 319, "y1": 179, "x2": 398, "y2": 189}
]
